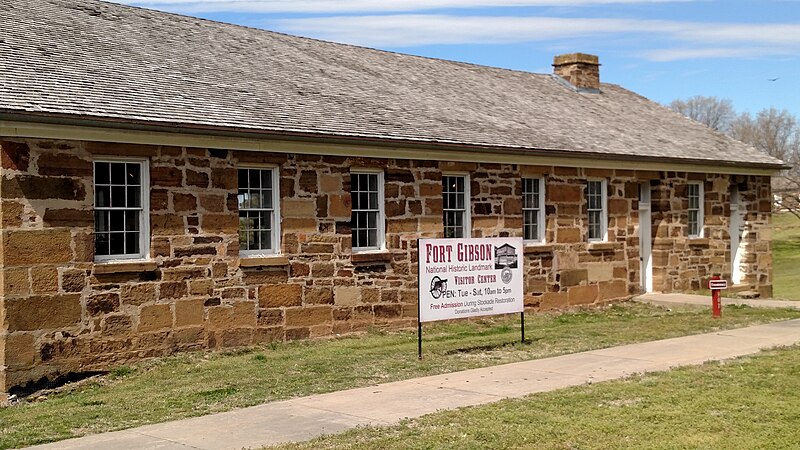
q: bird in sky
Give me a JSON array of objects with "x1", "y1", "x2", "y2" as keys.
[{"x1": 768, "y1": 78, "x2": 780, "y2": 82}]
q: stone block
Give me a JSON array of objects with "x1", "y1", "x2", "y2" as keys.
[
  {"x1": 102, "y1": 314, "x2": 133, "y2": 335},
  {"x1": 173, "y1": 193, "x2": 197, "y2": 212},
  {"x1": 1, "y1": 175, "x2": 87, "y2": 201},
  {"x1": 244, "y1": 268, "x2": 289, "y2": 285},
  {"x1": 258, "y1": 308, "x2": 284, "y2": 327},
  {"x1": 5, "y1": 333, "x2": 35, "y2": 367},
  {"x1": 540, "y1": 292, "x2": 569, "y2": 310},
  {"x1": 87, "y1": 292, "x2": 120, "y2": 315},
  {"x1": 304, "y1": 287, "x2": 334, "y2": 305},
  {"x1": 221, "y1": 328, "x2": 253, "y2": 348},
  {"x1": 138, "y1": 304, "x2": 172, "y2": 332},
  {"x1": 85, "y1": 141, "x2": 159, "y2": 156},
  {"x1": 568, "y1": 284, "x2": 599, "y2": 305},
  {"x1": 258, "y1": 283, "x2": 302, "y2": 308},
  {"x1": 311, "y1": 262, "x2": 335, "y2": 277},
  {"x1": 285, "y1": 306, "x2": 332, "y2": 327},
  {"x1": 151, "y1": 214, "x2": 186, "y2": 235},
  {"x1": 283, "y1": 198, "x2": 317, "y2": 217},
  {"x1": 199, "y1": 194, "x2": 226, "y2": 213},
  {"x1": 6, "y1": 294, "x2": 82, "y2": 331},
  {"x1": 282, "y1": 218, "x2": 318, "y2": 233},
  {"x1": 319, "y1": 174, "x2": 342, "y2": 193},
  {"x1": 121, "y1": 283, "x2": 157, "y2": 306},
  {"x1": 38, "y1": 152, "x2": 92, "y2": 177},
  {"x1": 1, "y1": 200, "x2": 24, "y2": 228},
  {"x1": 159, "y1": 281, "x2": 188, "y2": 300},
  {"x1": 202, "y1": 214, "x2": 238, "y2": 233},
  {"x1": 374, "y1": 304, "x2": 401, "y2": 318},
  {"x1": 175, "y1": 298, "x2": 205, "y2": 327},
  {"x1": 599, "y1": 280, "x2": 628, "y2": 300},
  {"x1": 150, "y1": 166, "x2": 183, "y2": 187},
  {"x1": 586, "y1": 263, "x2": 614, "y2": 282},
  {"x1": 43, "y1": 208, "x2": 93, "y2": 228},
  {"x1": 29, "y1": 266, "x2": 58, "y2": 294},
  {"x1": 329, "y1": 194, "x2": 351, "y2": 217},
  {"x1": 560, "y1": 269, "x2": 587, "y2": 287},
  {"x1": 547, "y1": 184, "x2": 581, "y2": 203},
  {"x1": 334, "y1": 286, "x2": 362, "y2": 306},
  {"x1": 285, "y1": 327, "x2": 311, "y2": 341},
  {"x1": 503, "y1": 198, "x2": 522, "y2": 215},
  {"x1": 299, "y1": 171, "x2": 318, "y2": 193},
  {"x1": 556, "y1": 227, "x2": 581, "y2": 243},
  {"x1": 2, "y1": 229, "x2": 73, "y2": 265},
  {"x1": 232, "y1": 301, "x2": 257, "y2": 327},
  {"x1": 253, "y1": 327, "x2": 284, "y2": 344},
  {"x1": 2, "y1": 267, "x2": 30, "y2": 296},
  {"x1": 175, "y1": 327, "x2": 205, "y2": 347},
  {"x1": 186, "y1": 169, "x2": 209, "y2": 188}
]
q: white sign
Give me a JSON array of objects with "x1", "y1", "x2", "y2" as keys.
[
  {"x1": 708, "y1": 279, "x2": 728, "y2": 290},
  {"x1": 418, "y1": 237, "x2": 524, "y2": 323}
]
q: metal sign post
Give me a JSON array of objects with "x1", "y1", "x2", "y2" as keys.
[{"x1": 708, "y1": 276, "x2": 728, "y2": 318}]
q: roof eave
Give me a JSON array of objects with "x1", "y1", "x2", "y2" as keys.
[{"x1": 0, "y1": 110, "x2": 790, "y2": 172}]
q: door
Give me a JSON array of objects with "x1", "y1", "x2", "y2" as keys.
[
  {"x1": 730, "y1": 186, "x2": 745, "y2": 284},
  {"x1": 639, "y1": 183, "x2": 653, "y2": 293}
]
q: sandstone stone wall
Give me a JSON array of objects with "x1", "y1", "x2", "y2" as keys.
[
  {"x1": 650, "y1": 172, "x2": 772, "y2": 296},
  {"x1": 0, "y1": 138, "x2": 774, "y2": 391}
]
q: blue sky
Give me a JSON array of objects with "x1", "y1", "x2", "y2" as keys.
[{"x1": 116, "y1": 0, "x2": 800, "y2": 118}]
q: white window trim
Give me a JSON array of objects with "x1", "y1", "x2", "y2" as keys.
[
  {"x1": 587, "y1": 179, "x2": 608, "y2": 242},
  {"x1": 688, "y1": 181, "x2": 704, "y2": 238},
  {"x1": 351, "y1": 169, "x2": 385, "y2": 252},
  {"x1": 523, "y1": 177, "x2": 546, "y2": 244},
  {"x1": 442, "y1": 172, "x2": 471, "y2": 239},
  {"x1": 238, "y1": 166, "x2": 281, "y2": 257},
  {"x1": 93, "y1": 157, "x2": 150, "y2": 262}
]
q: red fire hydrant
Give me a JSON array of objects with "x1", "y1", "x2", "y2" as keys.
[{"x1": 708, "y1": 276, "x2": 728, "y2": 319}]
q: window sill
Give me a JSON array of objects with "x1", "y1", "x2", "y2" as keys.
[
  {"x1": 688, "y1": 238, "x2": 710, "y2": 247},
  {"x1": 94, "y1": 260, "x2": 157, "y2": 274},
  {"x1": 351, "y1": 250, "x2": 392, "y2": 263},
  {"x1": 240, "y1": 255, "x2": 289, "y2": 268},
  {"x1": 587, "y1": 242, "x2": 620, "y2": 251},
  {"x1": 524, "y1": 244, "x2": 554, "y2": 255}
]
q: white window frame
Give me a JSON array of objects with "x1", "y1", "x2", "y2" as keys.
[
  {"x1": 350, "y1": 169, "x2": 385, "y2": 252},
  {"x1": 93, "y1": 158, "x2": 150, "y2": 262},
  {"x1": 587, "y1": 179, "x2": 608, "y2": 242},
  {"x1": 687, "y1": 181, "x2": 704, "y2": 238},
  {"x1": 238, "y1": 166, "x2": 281, "y2": 257},
  {"x1": 523, "y1": 177, "x2": 546, "y2": 244},
  {"x1": 442, "y1": 173, "x2": 471, "y2": 239}
]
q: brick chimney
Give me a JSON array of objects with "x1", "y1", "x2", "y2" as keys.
[{"x1": 553, "y1": 53, "x2": 600, "y2": 91}]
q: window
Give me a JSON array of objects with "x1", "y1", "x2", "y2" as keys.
[
  {"x1": 587, "y1": 179, "x2": 607, "y2": 241},
  {"x1": 443, "y1": 174, "x2": 470, "y2": 238},
  {"x1": 523, "y1": 178, "x2": 545, "y2": 243},
  {"x1": 94, "y1": 159, "x2": 149, "y2": 260},
  {"x1": 351, "y1": 171, "x2": 384, "y2": 251},
  {"x1": 238, "y1": 167, "x2": 280, "y2": 256},
  {"x1": 687, "y1": 182, "x2": 704, "y2": 237}
]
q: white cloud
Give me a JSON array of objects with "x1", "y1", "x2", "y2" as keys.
[
  {"x1": 118, "y1": 0, "x2": 692, "y2": 14},
  {"x1": 271, "y1": 14, "x2": 800, "y2": 60}
]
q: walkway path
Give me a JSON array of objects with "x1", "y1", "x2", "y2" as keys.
[
  {"x1": 28, "y1": 294, "x2": 800, "y2": 450},
  {"x1": 636, "y1": 292, "x2": 800, "y2": 310}
]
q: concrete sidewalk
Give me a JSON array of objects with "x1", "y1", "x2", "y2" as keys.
[
  {"x1": 27, "y1": 314, "x2": 800, "y2": 450},
  {"x1": 637, "y1": 292, "x2": 800, "y2": 310}
]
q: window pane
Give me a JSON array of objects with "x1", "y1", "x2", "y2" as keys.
[
  {"x1": 95, "y1": 233, "x2": 109, "y2": 256},
  {"x1": 238, "y1": 169, "x2": 248, "y2": 190},
  {"x1": 369, "y1": 193, "x2": 378, "y2": 210},
  {"x1": 351, "y1": 173, "x2": 360, "y2": 191},
  {"x1": 238, "y1": 192, "x2": 249, "y2": 210},
  {"x1": 126, "y1": 232, "x2": 140, "y2": 254},
  {"x1": 125, "y1": 210, "x2": 140, "y2": 231},
  {"x1": 95, "y1": 162, "x2": 110, "y2": 184},
  {"x1": 367, "y1": 211, "x2": 376, "y2": 229},
  {"x1": 368, "y1": 174, "x2": 377, "y2": 191},
  {"x1": 126, "y1": 163, "x2": 141, "y2": 185},
  {"x1": 110, "y1": 210, "x2": 125, "y2": 232},
  {"x1": 249, "y1": 169, "x2": 261, "y2": 189},
  {"x1": 96, "y1": 186, "x2": 110, "y2": 208},
  {"x1": 262, "y1": 188, "x2": 273, "y2": 209},
  {"x1": 127, "y1": 186, "x2": 141, "y2": 208},
  {"x1": 109, "y1": 232, "x2": 125, "y2": 255},
  {"x1": 109, "y1": 186, "x2": 123, "y2": 207},
  {"x1": 367, "y1": 229, "x2": 377, "y2": 247},
  {"x1": 110, "y1": 163, "x2": 126, "y2": 185},
  {"x1": 95, "y1": 211, "x2": 109, "y2": 232}
]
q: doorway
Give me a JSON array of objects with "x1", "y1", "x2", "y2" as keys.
[
  {"x1": 639, "y1": 183, "x2": 653, "y2": 293},
  {"x1": 730, "y1": 186, "x2": 745, "y2": 285}
]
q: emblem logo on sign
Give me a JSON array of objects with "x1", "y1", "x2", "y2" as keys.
[
  {"x1": 501, "y1": 267, "x2": 513, "y2": 284},
  {"x1": 429, "y1": 276, "x2": 448, "y2": 299}
]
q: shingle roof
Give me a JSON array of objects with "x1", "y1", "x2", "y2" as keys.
[{"x1": 0, "y1": 0, "x2": 786, "y2": 168}]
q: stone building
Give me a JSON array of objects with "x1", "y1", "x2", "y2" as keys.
[{"x1": 0, "y1": 0, "x2": 787, "y2": 394}]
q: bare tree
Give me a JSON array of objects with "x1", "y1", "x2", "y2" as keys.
[
  {"x1": 669, "y1": 96, "x2": 735, "y2": 133},
  {"x1": 731, "y1": 108, "x2": 800, "y2": 218}
]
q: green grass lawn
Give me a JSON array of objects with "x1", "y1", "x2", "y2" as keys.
[
  {"x1": 278, "y1": 345, "x2": 800, "y2": 450},
  {"x1": 773, "y1": 213, "x2": 800, "y2": 300},
  {"x1": 2, "y1": 303, "x2": 800, "y2": 449}
]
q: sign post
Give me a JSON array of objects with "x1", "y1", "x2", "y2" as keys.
[
  {"x1": 417, "y1": 237, "x2": 524, "y2": 358},
  {"x1": 708, "y1": 276, "x2": 728, "y2": 318}
]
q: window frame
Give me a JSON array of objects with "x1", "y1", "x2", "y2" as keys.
[
  {"x1": 522, "y1": 177, "x2": 546, "y2": 244},
  {"x1": 687, "y1": 181, "x2": 704, "y2": 238},
  {"x1": 350, "y1": 169, "x2": 385, "y2": 252},
  {"x1": 93, "y1": 157, "x2": 150, "y2": 262},
  {"x1": 586, "y1": 179, "x2": 608, "y2": 242},
  {"x1": 442, "y1": 173, "x2": 471, "y2": 239},
  {"x1": 238, "y1": 165, "x2": 281, "y2": 257}
]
